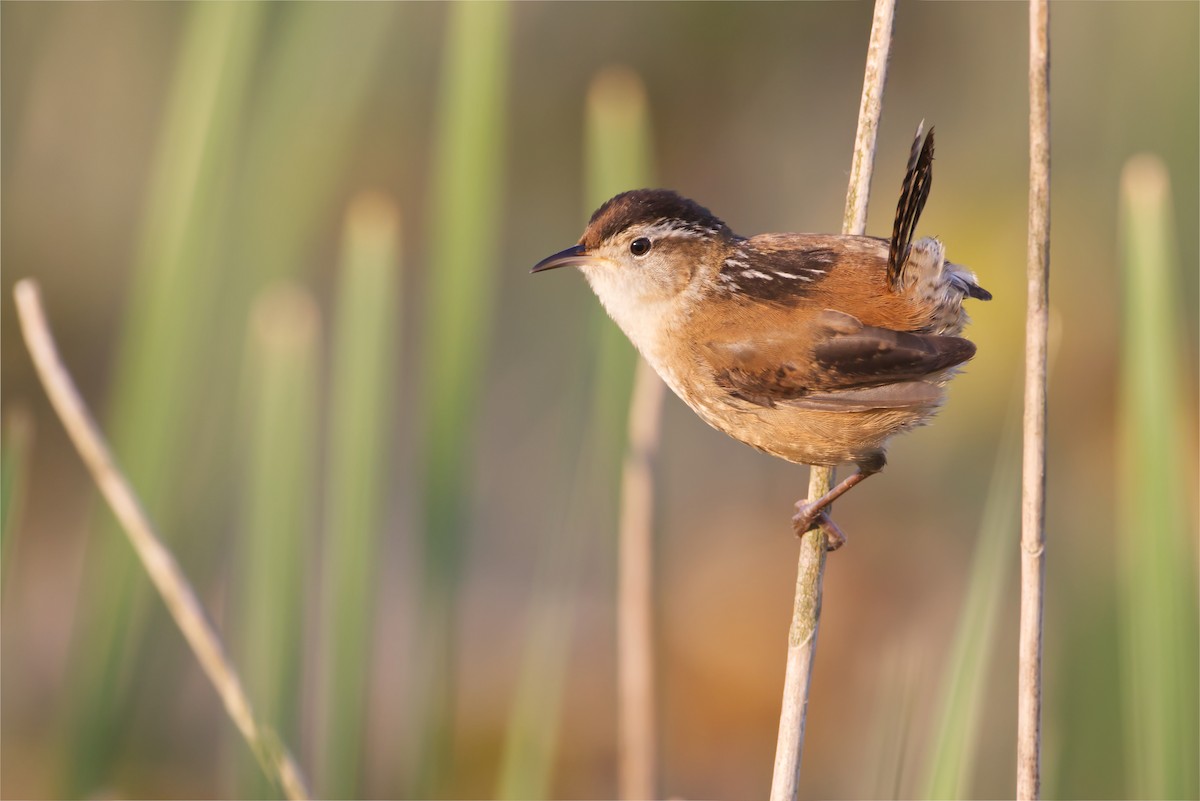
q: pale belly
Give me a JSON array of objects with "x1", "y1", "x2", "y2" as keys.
[
  {"x1": 653, "y1": 357, "x2": 945, "y2": 468},
  {"x1": 686, "y1": 395, "x2": 938, "y2": 467}
]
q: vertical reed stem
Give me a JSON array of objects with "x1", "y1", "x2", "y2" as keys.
[
  {"x1": 618, "y1": 359, "x2": 665, "y2": 799},
  {"x1": 769, "y1": 2, "x2": 895, "y2": 798},
  {"x1": 1018, "y1": 1, "x2": 1050, "y2": 798}
]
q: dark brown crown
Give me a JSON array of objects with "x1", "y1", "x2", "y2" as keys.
[{"x1": 581, "y1": 189, "x2": 731, "y2": 250}]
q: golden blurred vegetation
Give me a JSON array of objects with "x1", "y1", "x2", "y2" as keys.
[{"x1": 1, "y1": 2, "x2": 1196, "y2": 799}]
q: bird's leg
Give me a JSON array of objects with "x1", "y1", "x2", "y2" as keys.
[
  {"x1": 791, "y1": 472, "x2": 869, "y2": 544},
  {"x1": 810, "y1": 509, "x2": 847, "y2": 551},
  {"x1": 792, "y1": 456, "x2": 884, "y2": 550}
]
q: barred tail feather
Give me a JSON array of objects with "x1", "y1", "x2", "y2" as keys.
[{"x1": 888, "y1": 123, "x2": 935, "y2": 290}]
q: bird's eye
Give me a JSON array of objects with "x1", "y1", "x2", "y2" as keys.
[{"x1": 629, "y1": 237, "x2": 652, "y2": 257}]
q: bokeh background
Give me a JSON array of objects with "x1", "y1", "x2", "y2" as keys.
[{"x1": 2, "y1": 2, "x2": 1197, "y2": 799}]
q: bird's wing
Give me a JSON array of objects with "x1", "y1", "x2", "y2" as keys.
[
  {"x1": 706, "y1": 309, "x2": 975, "y2": 411},
  {"x1": 716, "y1": 233, "x2": 889, "y2": 306}
]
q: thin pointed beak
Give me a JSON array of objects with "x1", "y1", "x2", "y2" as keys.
[{"x1": 531, "y1": 244, "x2": 592, "y2": 274}]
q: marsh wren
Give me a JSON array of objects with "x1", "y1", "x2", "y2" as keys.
[{"x1": 533, "y1": 127, "x2": 990, "y2": 546}]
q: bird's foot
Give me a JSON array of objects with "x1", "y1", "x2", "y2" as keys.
[{"x1": 792, "y1": 501, "x2": 847, "y2": 552}]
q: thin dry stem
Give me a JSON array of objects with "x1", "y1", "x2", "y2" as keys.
[
  {"x1": 769, "y1": 2, "x2": 895, "y2": 799},
  {"x1": 842, "y1": 0, "x2": 896, "y2": 236},
  {"x1": 1018, "y1": 1, "x2": 1050, "y2": 798},
  {"x1": 13, "y1": 279, "x2": 311, "y2": 801},
  {"x1": 617, "y1": 358, "x2": 666, "y2": 800},
  {"x1": 769, "y1": 516, "x2": 829, "y2": 801}
]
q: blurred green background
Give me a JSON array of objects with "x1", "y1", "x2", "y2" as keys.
[{"x1": 1, "y1": 2, "x2": 1197, "y2": 799}]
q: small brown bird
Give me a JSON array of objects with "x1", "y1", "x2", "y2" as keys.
[{"x1": 533, "y1": 127, "x2": 990, "y2": 545}]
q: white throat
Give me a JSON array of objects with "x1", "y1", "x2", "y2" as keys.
[{"x1": 581, "y1": 266, "x2": 671, "y2": 363}]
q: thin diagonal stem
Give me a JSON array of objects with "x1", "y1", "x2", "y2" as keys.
[
  {"x1": 769, "y1": 1, "x2": 896, "y2": 798},
  {"x1": 13, "y1": 280, "x2": 311, "y2": 801}
]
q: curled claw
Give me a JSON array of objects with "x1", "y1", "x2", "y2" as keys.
[{"x1": 792, "y1": 500, "x2": 847, "y2": 551}]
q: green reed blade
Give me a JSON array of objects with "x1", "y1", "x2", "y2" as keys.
[
  {"x1": 1, "y1": 406, "x2": 34, "y2": 586},
  {"x1": 232, "y1": 3, "x2": 399, "y2": 292},
  {"x1": 584, "y1": 65, "x2": 655, "y2": 445},
  {"x1": 586, "y1": 66, "x2": 655, "y2": 208},
  {"x1": 497, "y1": 65, "x2": 655, "y2": 799},
  {"x1": 60, "y1": 6, "x2": 264, "y2": 795},
  {"x1": 922, "y1": 404, "x2": 1021, "y2": 799},
  {"x1": 412, "y1": 3, "x2": 511, "y2": 793},
  {"x1": 1116, "y1": 154, "x2": 1199, "y2": 801},
  {"x1": 205, "y1": 6, "x2": 402, "y2": 595},
  {"x1": 231, "y1": 285, "x2": 320, "y2": 799},
  {"x1": 319, "y1": 195, "x2": 401, "y2": 799},
  {"x1": 863, "y1": 644, "x2": 922, "y2": 799}
]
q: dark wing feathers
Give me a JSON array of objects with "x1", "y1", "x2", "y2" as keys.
[
  {"x1": 709, "y1": 310, "x2": 975, "y2": 411},
  {"x1": 722, "y1": 234, "x2": 889, "y2": 305},
  {"x1": 887, "y1": 125, "x2": 935, "y2": 289},
  {"x1": 704, "y1": 125, "x2": 987, "y2": 413},
  {"x1": 811, "y1": 325, "x2": 975, "y2": 390}
]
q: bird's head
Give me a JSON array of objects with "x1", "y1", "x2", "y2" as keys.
[{"x1": 532, "y1": 190, "x2": 733, "y2": 326}]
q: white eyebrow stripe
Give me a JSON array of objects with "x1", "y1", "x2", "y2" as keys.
[{"x1": 637, "y1": 218, "x2": 722, "y2": 241}]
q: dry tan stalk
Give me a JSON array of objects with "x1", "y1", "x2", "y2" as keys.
[
  {"x1": 1018, "y1": 0, "x2": 1050, "y2": 797},
  {"x1": 769, "y1": 1, "x2": 896, "y2": 799},
  {"x1": 618, "y1": 358, "x2": 666, "y2": 799},
  {"x1": 13, "y1": 279, "x2": 311, "y2": 801}
]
